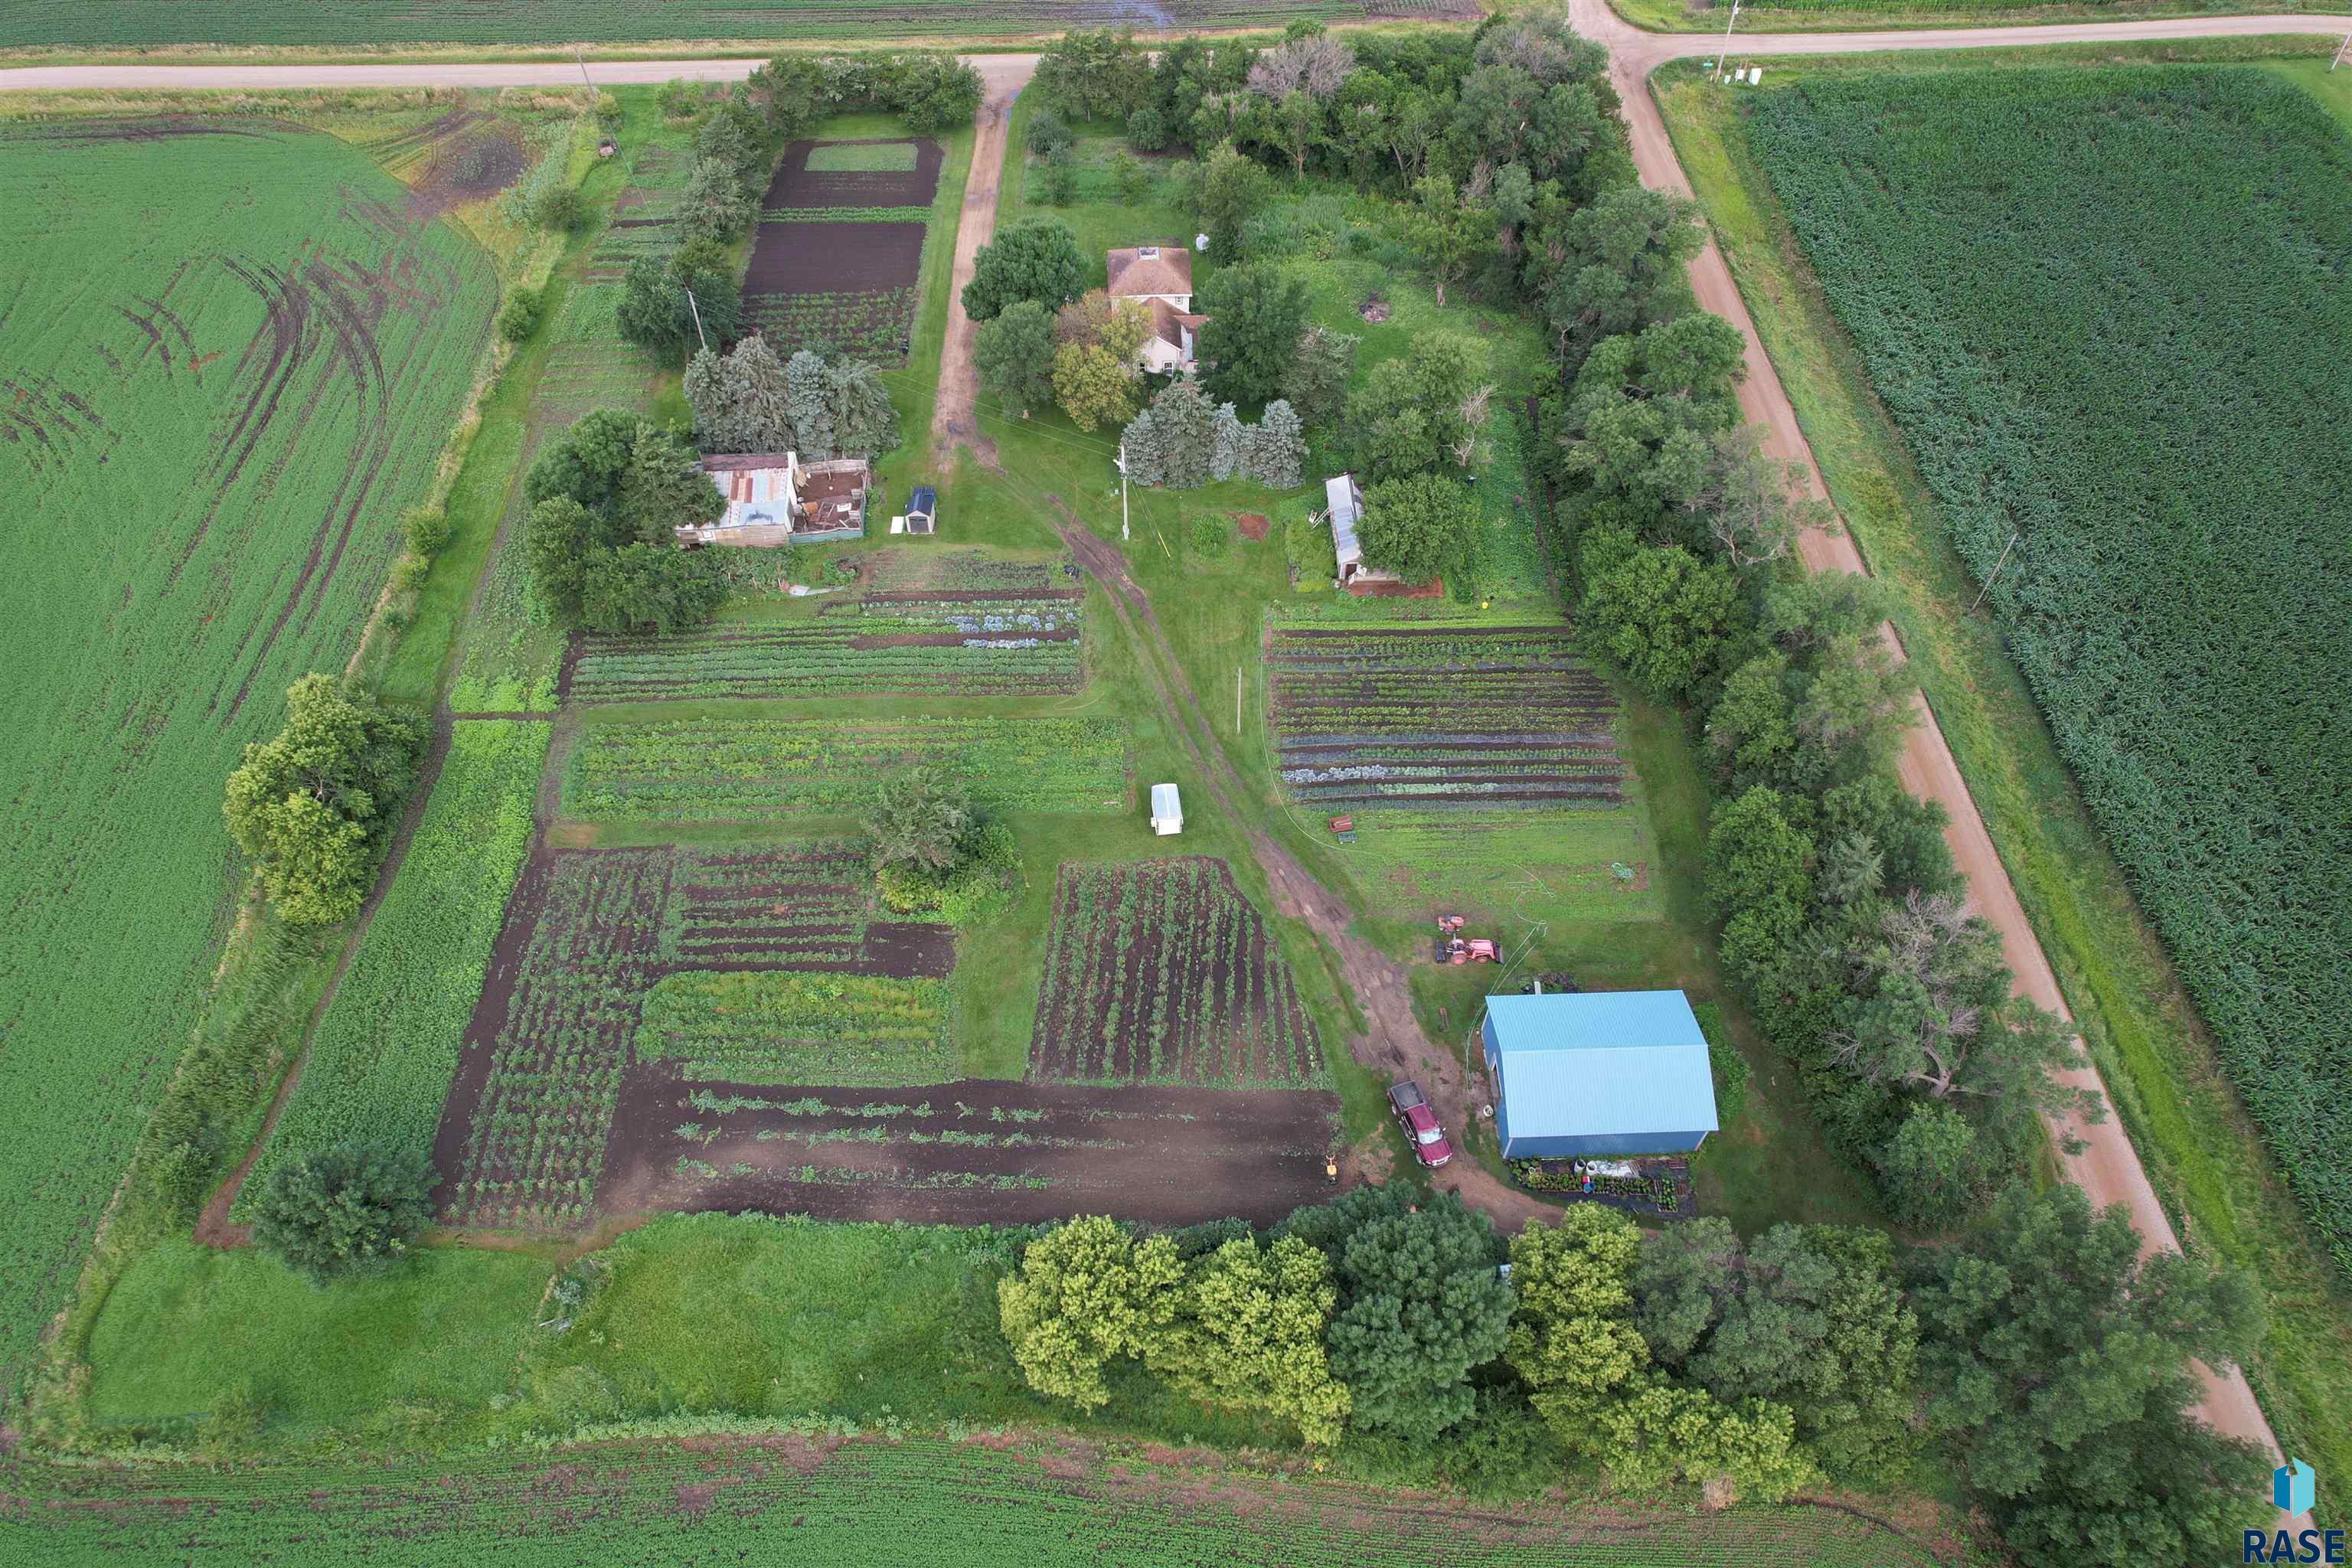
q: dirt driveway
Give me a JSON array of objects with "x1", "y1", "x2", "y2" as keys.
[{"x1": 928, "y1": 54, "x2": 1036, "y2": 465}]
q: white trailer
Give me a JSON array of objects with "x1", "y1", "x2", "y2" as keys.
[{"x1": 1150, "y1": 782, "x2": 1183, "y2": 836}]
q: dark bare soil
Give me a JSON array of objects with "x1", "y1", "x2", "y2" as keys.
[
  {"x1": 1028, "y1": 858, "x2": 1321, "y2": 1087},
  {"x1": 407, "y1": 125, "x2": 528, "y2": 218},
  {"x1": 743, "y1": 219, "x2": 924, "y2": 299},
  {"x1": 762, "y1": 137, "x2": 944, "y2": 211},
  {"x1": 599, "y1": 1077, "x2": 1344, "y2": 1227}
]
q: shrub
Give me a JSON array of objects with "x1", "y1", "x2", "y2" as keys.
[
  {"x1": 533, "y1": 185, "x2": 583, "y2": 233},
  {"x1": 249, "y1": 1143, "x2": 436, "y2": 1285},
  {"x1": 495, "y1": 287, "x2": 543, "y2": 344},
  {"x1": 1285, "y1": 514, "x2": 1336, "y2": 593},
  {"x1": 1694, "y1": 1002, "x2": 1750, "y2": 1128},
  {"x1": 1027, "y1": 111, "x2": 1073, "y2": 157},
  {"x1": 400, "y1": 507, "x2": 453, "y2": 558},
  {"x1": 1127, "y1": 106, "x2": 1168, "y2": 152}
]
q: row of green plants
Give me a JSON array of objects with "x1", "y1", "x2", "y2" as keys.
[
  {"x1": 756, "y1": 205, "x2": 929, "y2": 225},
  {"x1": 636, "y1": 972, "x2": 955, "y2": 1086},
  {"x1": 236, "y1": 721, "x2": 547, "y2": 1218},
  {"x1": 1028, "y1": 859, "x2": 1325, "y2": 1089},
  {"x1": 1745, "y1": 64, "x2": 2352, "y2": 1278},
  {"x1": 560, "y1": 715, "x2": 1129, "y2": 822},
  {"x1": 564, "y1": 603, "x2": 1085, "y2": 704}
]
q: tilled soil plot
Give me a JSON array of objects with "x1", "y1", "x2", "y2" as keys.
[
  {"x1": 1267, "y1": 625, "x2": 1628, "y2": 807},
  {"x1": 1029, "y1": 858, "x2": 1323, "y2": 1087},
  {"x1": 743, "y1": 218, "x2": 926, "y2": 299},
  {"x1": 761, "y1": 137, "x2": 944, "y2": 210},
  {"x1": 430, "y1": 841, "x2": 950, "y2": 1230},
  {"x1": 600, "y1": 1079, "x2": 1344, "y2": 1227}
]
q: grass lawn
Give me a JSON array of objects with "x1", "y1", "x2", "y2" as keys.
[
  {"x1": 1656, "y1": 41, "x2": 2352, "y2": 1513},
  {"x1": 85, "y1": 1239, "x2": 547, "y2": 1444}
]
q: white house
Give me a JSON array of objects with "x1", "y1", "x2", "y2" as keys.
[
  {"x1": 1323, "y1": 473, "x2": 1401, "y2": 593},
  {"x1": 1108, "y1": 244, "x2": 1207, "y2": 374}
]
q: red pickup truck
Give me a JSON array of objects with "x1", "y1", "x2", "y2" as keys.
[{"x1": 1387, "y1": 1080, "x2": 1453, "y2": 1169}]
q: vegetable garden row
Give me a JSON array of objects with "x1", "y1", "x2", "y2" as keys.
[
  {"x1": 433, "y1": 842, "x2": 956, "y2": 1230},
  {"x1": 564, "y1": 591, "x2": 1086, "y2": 703},
  {"x1": 743, "y1": 136, "x2": 942, "y2": 367},
  {"x1": 1028, "y1": 859, "x2": 1325, "y2": 1089},
  {"x1": 1266, "y1": 626, "x2": 1627, "y2": 807},
  {"x1": 601, "y1": 1078, "x2": 1341, "y2": 1227},
  {"x1": 561, "y1": 715, "x2": 1128, "y2": 822}
]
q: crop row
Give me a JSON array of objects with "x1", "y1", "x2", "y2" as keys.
[
  {"x1": 637, "y1": 971, "x2": 953, "y2": 1086},
  {"x1": 743, "y1": 286, "x2": 916, "y2": 366},
  {"x1": 567, "y1": 601, "x2": 1085, "y2": 703},
  {"x1": 1266, "y1": 626, "x2": 1625, "y2": 806},
  {"x1": 240, "y1": 722, "x2": 547, "y2": 1219},
  {"x1": 562, "y1": 715, "x2": 1128, "y2": 823},
  {"x1": 759, "y1": 205, "x2": 929, "y2": 225},
  {"x1": 438, "y1": 843, "x2": 954, "y2": 1228},
  {"x1": 866, "y1": 549, "x2": 1073, "y2": 594},
  {"x1": 1028, "y1": 859, "x2": 1324, "y2": 1089},
  {"x1": 1747, "y1": 67, "x2": 2352, "y2": 1271}
]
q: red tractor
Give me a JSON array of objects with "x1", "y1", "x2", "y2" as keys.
[{"x1": 1436, "y1": 915, "x2": 1498, "y2": 965}]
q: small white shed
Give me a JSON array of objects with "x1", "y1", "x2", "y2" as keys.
[{"x1": 1150, "y1": 782, "x2": 1183, "y2": 836}]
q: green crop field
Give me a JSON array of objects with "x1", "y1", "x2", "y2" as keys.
[
  {"x1": 1743, "y1": 65, "x2": 2352, "y2": 1270},
  {"x1": 0, "y1": 119, "x2": 492, "y2": 1389},
  {"x1": 804, "y1": 140, "x2": 919, "y2": 173},
  {"x1": 0, "y1": 1, "x2": 1393, "y2": 48},
  {"x1": 237, "y1": 721, "x2": 547, "y2": 1217},
  {"x1": 638, "y1": 972, "x2": 956, "y2": 1084}
]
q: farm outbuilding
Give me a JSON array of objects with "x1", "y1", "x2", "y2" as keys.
[
  {"x1": 1150, "y1": 782, "x2": 1183, "y2": 836},
  {"x1": 679, "y1": 452, "x2": 870, "y2": 547},
  {"x1": 1481, "y1": 991, "x2": 1720, "y2": 1158},
  {"x1": 1322, "y1": 473, "x2": 1409, "y2": 595}
]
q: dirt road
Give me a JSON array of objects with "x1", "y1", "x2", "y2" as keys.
[
  {"x1": 1051, "y1": 511, "x2": 1558, "y2": 1233},
  {"x1": 1561, "y1": 0, "x2": 2303, "y2": 1508},
  {"x1": 929, "y1": 54, "x2": 1035, "y2": 463}
]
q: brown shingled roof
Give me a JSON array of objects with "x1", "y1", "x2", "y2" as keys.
[{"x1": 1107, "y1": 244, "x2": 1193, "y2": 298}]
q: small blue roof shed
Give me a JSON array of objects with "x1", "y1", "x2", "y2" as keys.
[{"x1": 1481, "y1": 991, "x2": 1720, "y2": 1159}]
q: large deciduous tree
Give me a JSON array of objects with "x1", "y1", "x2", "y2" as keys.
[
  {"x1": 1344, "y1": 332, "x2": 1482, "y2": 482},
  {"x1": 1196, "y1": 264, "x2": 1309, "y2": 405},
  {"x1": 250, "y1": 1143, "x2": 436, "y2": 1285},
  {"x1": 973, "y1": 299, "x2": 1059, "y2": 419},
  {"x1": 1357, "y1": 472, "x2": 1477, "y2": 586},
  {"x1": 1178, "y1": 141, "x2": 1270, "y2": 257},
  {"x1": 865, "y1": 766, "x2": 977, "y2": 875},
  {"x1": 1913, "y1": 1184, "x2": 2269, "y2": 1568},
  {"x1": 998, "y1": 1216, "x2": 1181, "y2": 1411},
  {"x1": 223, "y1": 675, "x2": 423, "y2": 928},
  {"x1": 1279, "y1": 325, "x2": 1358, "y2": 430},
  {"x1": 961, "y1": 217, "x2": 1086, "y2": 322},
  {"x1": 1145, "y1": 1234, "x2": 1351, "y2": 1445}
]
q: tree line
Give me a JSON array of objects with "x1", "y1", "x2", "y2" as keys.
[{"x1": 999, "y1": 1184, "x2": 2262, "y2": 1563}]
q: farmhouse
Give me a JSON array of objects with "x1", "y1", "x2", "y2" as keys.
[
  {"x1": 1108, "y1": 244, "x2": 1207, "y2": 374},
  {"x1": 1481, "y1": 990, "x2": 1720, "y2": 1158},
  {"x1": 678, "y1": 452, "x2": 870, "y2": 547}
]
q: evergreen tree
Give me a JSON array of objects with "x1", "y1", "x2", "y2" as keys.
[
  {"x1": 828, "y1": 358, "x2": 900, "y2": 455},
  {"x1": 1119, "y1": 407, "x2": 1167, "y2": 487},
  {"x1": 731, "y1": 334, "x2": 796, "y2": 452},
  {"x1": 786, "y1": 349, "x2": 836, "y2": 456},
  {"x1": 1209, "y1": 402, "x2": 1248, "y2": 482},
  {"x1": 1246, "y1": 399, "x2": 1308, "y2": 489},
  {"x1": 1148, "y1": 375, "x2": 1217, "y2": 489}
]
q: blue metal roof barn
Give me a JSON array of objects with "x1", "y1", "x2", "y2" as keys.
[{"x1": 1480, "y1": 991, "x2": 1720, "y2": 1159}]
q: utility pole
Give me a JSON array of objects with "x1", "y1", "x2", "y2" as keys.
[
  {"x1": 684, "y1": 286, "x2": 709, "y2": 354},
  {"x1": 1115, "y1": 440, "x2": 1131, "y2": 542},
  {"x1": 1717, "y1": 1, "x2": 1742, "y2": 83},
  {"x1": 1968, "y1": 529, "x2": 2021, "y2": 615},
  {"x1": 2334, "y1": 24, "x2": 2352, "y2": 70},
  {"x1": 1235, "y1": 665, "x2": 1243, "y2": 737},
  {"x1": 576, "y1": 46, "x2": 593, "y2": 93}
]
